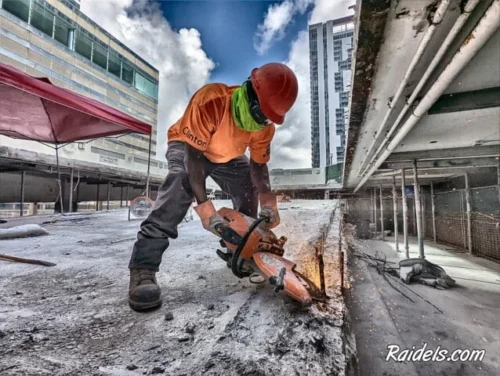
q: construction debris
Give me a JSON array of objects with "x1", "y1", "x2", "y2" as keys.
[
  {"x1": 0, "y1": 254, "x2": 56, "y2": 267},
  {"x1": 0, "y1": 224, "x2": 48, "y2": 240}
]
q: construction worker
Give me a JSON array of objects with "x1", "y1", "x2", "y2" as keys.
[{"x1": 128, "y1": 63, "x2": 299, "y2": 311}]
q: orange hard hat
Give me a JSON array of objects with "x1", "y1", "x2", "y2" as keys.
[{"x1": 250, "y1": 63, "x2": 298, "y2": 125}]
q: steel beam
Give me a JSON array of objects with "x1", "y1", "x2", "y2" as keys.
[
  {"x1": 392, "y1": 175, "x2": 399, "y2": 252},
  {"x1": 401, "y1": 169, "x2": 409, "y2": 257},
  {"x1": 379, "y1": 183, "x2": 384, "y2": 240},
  {"x1": 431, "y1": 182, "x2": 437, "y2": 243},
  {"x1": 413, "y1": 161, "x2": 424, "y2": 258},
  {"x1": 464, "y1": 173, "x2": 473, "y2": 253}
]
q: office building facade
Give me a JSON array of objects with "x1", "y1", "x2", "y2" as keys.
[
  {"x1": 309, "y1": 16, "x2": 353, "y2": 168},
  {"x1": 0, "y1": 0, "x2": 165, "y2": 176}
]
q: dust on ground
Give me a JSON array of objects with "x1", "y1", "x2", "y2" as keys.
[{"x1": 0, "y1": 200, "x2": 353, "y2": 376}]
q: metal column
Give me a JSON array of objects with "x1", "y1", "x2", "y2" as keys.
[
  {"x1": 373, "y1": 187, "x2": 378, "y2": 234},
  {"x1": 125, "y1": 185, "x2": 129, "y2": 208},
  {"x1": 412, "y1": 160, "x2": 424, "y2": 258},
  {"x1": 379, "y1": 184, "x2": 384, "y2": 240},
  {"x1": 401, "y1": 169, "x2": 409, "y2": 258},
  {"x1": 392, "y1": 175, "x2": 399, "y2": 252},
  {"x1": 96, "y1": 184, "x2": 100, "y2": 211},
  {"x1": 464, "y1": 173, "x2": 473, "y2": 253},
  {"x1": 20, "y1": 171, "x2": 25, "y2": 217},
  {"x1": 120, "y1": 186, "x2": 123, "y2": 208},
  {"x1": 69, "y1": 168, "x2": 74, "y2": 213},
  {"x1": 106, "y1": 182, "x2": 111, "y2": 211},
  {"x1": 145, "y1": 134, "x2": 152, "y2": 198},
  {"x1": 431, "y1": 182, "x2": 437, "y2": 243}
]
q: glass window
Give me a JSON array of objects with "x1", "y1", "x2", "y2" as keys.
[
  {"x1": 134, "y1": 71, "x2": 145, "y2": 92},
  {"x1": 134, "y1": 71, "x2": 158, "y2": 99},
  {"x1": 108, "y1": 51, "x2": 121, "y2": 78},
  {"x1": 54, "y1": 16, "x2": 73, "y2": 47},
  {"x1": 92, "y1": 41, "x2": 108, "y2": 70},
  {"x1": 2, "y1": 0, "x2": 30, "y2": 22},
  {"x1": 122, "y1": 62, "x2": 134, "y2": 84},
  {"x1": 30, "y1": 2, "x2": 54, "y2": 37},
  {"x1": 75, "y1": 32, "x2": 92, "y2": 60}
]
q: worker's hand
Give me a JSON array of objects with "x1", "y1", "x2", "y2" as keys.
[
  {"x1": 259, "y1": 193, "x2": 280, "y2": 231},
  {"x1": 194, "y1": 200, "x2": 229, "y2": 237}
]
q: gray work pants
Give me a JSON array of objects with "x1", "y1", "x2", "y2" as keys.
[{"x1": 129, "y1": 141, "x2": 258, "y2": 271}]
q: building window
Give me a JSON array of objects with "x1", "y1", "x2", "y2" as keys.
[
  {"x1": 30, "y1": 1, "x2": 54, "y2": 37},
  {"x1": 90, "y1": 146, "x2": 125, "y2": 160},
  {"x1": 122, "y1": 62, "x2": 134, "y2": 85},
  {"x1": 75, "y1": 31, "x2": 92, "y2": 60},
  {"x1": 2, "y1": 0, "x2": 30, "y2": 23},
  {"x1": 107, "y1": 51, "x2": 121, "y2": 78},
  {"x1": 92, "y1": 41, "x2": 108, "y2": 70},
  {"x1": 54, "y1": 17, "x2": 73, "y2": 48},
  {"x1": 135, "y1": 72, "x2": 157, "y2": 99},
  {"x1": 134, "y1": 157, "x2": 158, "y2": 167}
]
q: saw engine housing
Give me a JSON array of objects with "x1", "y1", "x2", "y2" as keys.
[{"x1": 216, "y1": 207, "x2": 325, "y2": 305}]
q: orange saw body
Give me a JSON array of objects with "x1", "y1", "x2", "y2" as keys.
[{"x1": 215, "y1": 207, "x2": 326, "y2": 306}]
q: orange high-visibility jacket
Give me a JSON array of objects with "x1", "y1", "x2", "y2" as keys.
[{"x1": 168, "y1": 83, "x2": 275, "y2": 164}]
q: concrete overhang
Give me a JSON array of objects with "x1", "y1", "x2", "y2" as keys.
[{"x1": 344, "y1": 0, "x2": 500, "y2": 191}]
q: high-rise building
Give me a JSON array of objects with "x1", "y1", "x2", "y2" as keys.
[
  {"x1": 0, "y1": 0, "x2": 165, "y2": 177},
  {"x1": 309, "y1": 16, "x2": 354, "y2": 168}
]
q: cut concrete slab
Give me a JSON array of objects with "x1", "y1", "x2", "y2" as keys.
[
  {"x1": 346, "y1": 232, "x2": 500, "y2": 376},
  {"x1": 0, "y1": 200, "x2": 355, "y2": 376}
]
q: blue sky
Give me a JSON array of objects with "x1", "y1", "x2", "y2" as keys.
[{"x1": 160, "y1": 0, "x2": 311, "y2": 84}]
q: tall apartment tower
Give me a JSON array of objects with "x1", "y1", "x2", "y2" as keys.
[{"x1": 309, "y1": 16, "x2": 354, "y2": 168}]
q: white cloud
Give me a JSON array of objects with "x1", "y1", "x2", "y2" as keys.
[
  {"x1": 265, "y1": 0, "x2": 355, "y2": 169},
  {"x1": 80, "y1": 0, "x2": 215, "y2": 161},
  {"x1": 254, "y1": 0, "x2": 314, "y2": 55}
]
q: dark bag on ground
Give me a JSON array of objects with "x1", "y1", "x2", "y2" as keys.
[{"x1": 399, "y1": 258, "x2": 456, "y2": 289}]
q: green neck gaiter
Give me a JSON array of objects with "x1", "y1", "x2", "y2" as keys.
[{"x1": 231, "y1": 82, "x2": 265, "y2": 132}]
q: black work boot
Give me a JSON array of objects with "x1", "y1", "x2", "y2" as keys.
[{"x1": 129, "y1": 269, "x2": 162, "y2": 311}]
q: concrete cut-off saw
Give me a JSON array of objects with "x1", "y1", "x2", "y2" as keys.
[{"x1": 214, "y1": 207, "x2": 327, "y2": 306}]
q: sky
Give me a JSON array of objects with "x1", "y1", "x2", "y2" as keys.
[{"x1": 80, "y1": 0, "x2": 355, "y2": 169}]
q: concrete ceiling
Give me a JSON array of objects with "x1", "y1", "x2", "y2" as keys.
[{"x1": 344, "y1": 0, "x2": 500, "y2": 190}]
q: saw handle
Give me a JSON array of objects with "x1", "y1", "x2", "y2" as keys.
[{"x1": 231, "y1": 216, "x2": 267, "y2": 278}]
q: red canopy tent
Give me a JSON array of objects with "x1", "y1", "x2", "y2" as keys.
[{"x1": 0, "y1": 63, "x2": 153, "y2": 213}]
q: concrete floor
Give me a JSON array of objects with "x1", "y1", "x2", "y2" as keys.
[
  {"x1": 0, "y1": 200, "x2": 354, "y2": 376},
  {"x1": 347, "y1": 236, "x2": 500, "y2": 376}
]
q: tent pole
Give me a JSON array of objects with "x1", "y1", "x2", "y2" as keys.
[
  {"x1": 56, "y1": 146, "x2": 64, "y2": 214},
  {"x1": 145, "y1": 133, "x2": 152, "y2": 198}
]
